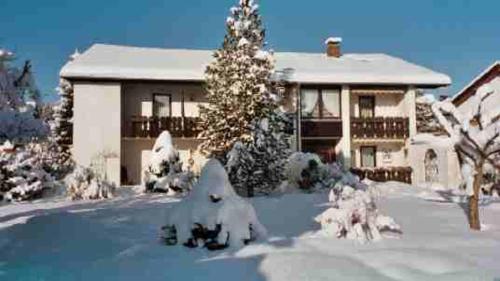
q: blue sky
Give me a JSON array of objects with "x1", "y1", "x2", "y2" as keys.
[{"x1": 1, "y1": 0, "x2": 498, "y2": 102}]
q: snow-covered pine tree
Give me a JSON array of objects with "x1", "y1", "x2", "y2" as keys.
[
  {"x1": 227, "y1": 113, "x2": 291, "y2": 196},
  {"x1": 48, "y1": 78, "x2": 74, "y2": 177},
  {"x1": 432, "y1": 83, "x2": 499, "y2": 230},
  {"x1": 199, "y1": 0, "x2": 291, "y2": 196},
  {"x1": 199, "y1": 0, "x2": 277, "y2": 156}
]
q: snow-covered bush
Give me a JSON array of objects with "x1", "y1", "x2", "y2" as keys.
[
  {"x1": 315, "y1": 185, "x2": 401, "y2": 243},
  {"x1": 65, "y1": 165, "x2": 115, "y2": 200},
  {"x1": 0, "y1": 142, "x2": 56, "y2": 202},
  {"x1": 281, "y1": 152, "x2": 365, "y2": 192},
  {"x1": 143, "y1": 131, "x2": 194, "y2": 194},
  {"x1": 161, "y1": 159, "x2": 267, "y2": 250}
]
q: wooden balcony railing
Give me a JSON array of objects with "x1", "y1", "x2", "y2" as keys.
[
  {"x1": 351, "y1": 117, "x2": 409, "y2": 139},
  {"x1": 127, "y1": 116, "x2": 202, "y2": 138},
  {"x1": 301, "y1": 119, "x2": 343, "y2": 138},
  {"x1": 351, "y1": 167, "x2": 412, "y2": 184}
]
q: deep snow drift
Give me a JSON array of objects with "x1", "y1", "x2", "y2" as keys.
[{"x1": 1, "y1": 182, "x2": 500, "y2": 281}]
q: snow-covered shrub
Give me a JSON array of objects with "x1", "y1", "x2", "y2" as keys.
[
  {"x1": 65, "y1": 166, "x2": 115, "y2": 200},
  {"x1": 0, "y1": 142, "x2": 56, "y2": 202},
  {"x1": 281, "y1": 152, "x2": 366, "y2": 192},
  {"x1": 161, "y1": 159, "x2": 267, "y2": 250},
  {"x1": 315, "y1": 185, "x2": 401, "y2": 243},
  {"x1": 143, "y1": 131, "x2": 194, "y2": 194}
]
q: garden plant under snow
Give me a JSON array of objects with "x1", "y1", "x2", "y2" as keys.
[
  {"x1": 143, "y1": 131, "x2": 194, "y2": 194},
  {"x1": 162, "y1": 159, "x2": 267, "y2": 250},
  {"x1": 282, "y1": 152, "x2": 401, "y2": 242}
]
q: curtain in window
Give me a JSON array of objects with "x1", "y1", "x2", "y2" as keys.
[
  {"x1": 361, "y1": 147, "x2": 376, "y2": 168},
  {"x1": 301, "y1": 89, "x2": 319, "y2": 118},
  {"x1": 359, "y1": 96, "x2": 374, "y2": 118},
  {"x1": 154, "y1": 95, "x2": 171, "y2": 117},
  {"x1": 322, "y1": 89, "x2": 340, "y2": 117}
]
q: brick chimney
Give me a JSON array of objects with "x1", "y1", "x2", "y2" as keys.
[{"x1": 325, "y1": 37, "x2": 342, "y2": 58}]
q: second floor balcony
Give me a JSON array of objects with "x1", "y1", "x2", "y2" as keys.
[
  {"x1": 126, "y1": 116, "x2": 202, "y2": 139},
  {"x1": 351, "y1": 117, "x2": 409, "y2": 139}
]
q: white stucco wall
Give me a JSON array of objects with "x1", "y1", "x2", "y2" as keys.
[
  {"x1": 73, "y1": 82, "x2": 122, "y2": 185},
  {"x1": 350, "y1": 92, "x2": 406, "y2": 117},
  {"x1": 410, "y1": 138, "x2": 462, "y2": 189},
  {"x1": 351, "y1": 142, "x2": 407, "y2": 168}
]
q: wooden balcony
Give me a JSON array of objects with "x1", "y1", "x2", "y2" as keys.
[
  {"x1": 301, "y1": 119, "x2": 342, "y2": 138},
  {"x1": 127, "y1": 116, "x2": 202, "y2": 138},
  {"x1": 351, "y1": 167, "x2": 412, "y2": 184},
  {"x1": 351, "y1": 117, "x2": 409, "y2": 139}
]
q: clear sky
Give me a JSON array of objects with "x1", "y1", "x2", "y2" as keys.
[{"x1": 1, "y1": 0, "x2": 498, "y2": 102}]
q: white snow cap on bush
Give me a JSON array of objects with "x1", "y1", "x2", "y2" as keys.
[
  {"x1": 150, "y1": 131, "x2": 177, "y2": 174},
  {"x1": 165, "y1": 159, "x2": 266, "y2": 248}
]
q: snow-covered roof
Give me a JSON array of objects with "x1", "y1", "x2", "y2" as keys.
[
  {"x1": 452, "y1": 61, "x2": 500, "y2": 103},
  {"x1": 60, "y1": 44, "x2": 451, "y2": 87}
]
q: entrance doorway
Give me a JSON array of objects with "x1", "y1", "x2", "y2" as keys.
[{"x1": 301, "y1": 139, "x2": 339, "y2": 163}]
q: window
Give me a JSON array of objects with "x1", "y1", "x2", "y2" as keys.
[
  {"x1": 153, "y1": 94, "x2": 171, "y2": 118},
  {"x1": 360, "y1": 146, "x2": 376, "y2": 168},
  {"x1": 301, "y1": 88, "x2": 340, "y2": 119},
  {"x1": 359, "y1": 96, "x2": 375, "y2": 118}
]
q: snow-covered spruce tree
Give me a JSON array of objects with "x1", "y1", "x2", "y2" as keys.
[
  {"x1": 162, "y1": 159, "x2": 267, "y2": 250},
  {"x1": 199, "y1": 0, "x2": 279, "y2": 154},
  {"x1": 432, "y1": 83, "x2": 499, "y2": 230},
  {"x1": 48, "y1": 78, "x2": 74, "y2": 178},
  {"x1": 227, "y1": 113, "x2": 291, "y2": 196},
  {"x1": 199, "y1": 0, "x2": 290, "y2": 196},
  {"x1": 144, "y1": 131, "x2": 194, "y2": 194}
]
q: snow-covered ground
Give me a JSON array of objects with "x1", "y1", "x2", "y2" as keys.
[{"x1": 1, "y1": 183, "x2": 500, "y2": 281}]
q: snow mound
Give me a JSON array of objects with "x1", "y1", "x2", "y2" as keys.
[{"x1": 162, "y1": 159, "x2": 266, "y2": 250}]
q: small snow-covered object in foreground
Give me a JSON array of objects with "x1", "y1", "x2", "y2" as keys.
[
  {"x1": 315, "y1": 183, "x2": 400, "y2": 243},
  {"x1": 162, "y1": 159, "x2": 266, "y2": 250}
]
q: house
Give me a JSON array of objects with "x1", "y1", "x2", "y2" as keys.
[
  {"x1": 60, "y1": 39, "x2": 451, "y2": 186},
  {"x1": 452, "y1": 61, "x2": 499, "y2": 121}
]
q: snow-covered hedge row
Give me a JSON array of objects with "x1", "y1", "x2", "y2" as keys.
[
  {"x1": 0, "y1": 142, "x2": 57, "y2": 202},
  {"x1": 144, "y1": 131, "x2": 194, "y2": 194},
  {"x1": 162, "y1": 159, "x2": 267, "y2": 250}
]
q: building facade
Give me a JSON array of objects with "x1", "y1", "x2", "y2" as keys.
[{"x1": 61, "y1": 42, "x2": 451, "y2": 185}]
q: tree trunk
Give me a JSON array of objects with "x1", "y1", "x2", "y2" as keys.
[{"x1": 468, "y1": 161, "x2": 484, "y2": 230}]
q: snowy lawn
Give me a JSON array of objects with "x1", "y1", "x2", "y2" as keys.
[{"x1": 1, "y1": 184, "x2": 500, "y2": 281}]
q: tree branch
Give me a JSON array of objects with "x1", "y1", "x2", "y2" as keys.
[{"x1": 13, "y1": 60, "x2": 31, "y2": 87}]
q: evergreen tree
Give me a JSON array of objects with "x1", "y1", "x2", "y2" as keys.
[
  {"x1": 199, "y1": 0, "x2": 291, "y2": 196},
  {"x1": 49, "y1": 78, "x2": 74, "y2": 176},
  {"x1": 199, "y1": 0, "x2": 277, "y2": 156}
]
